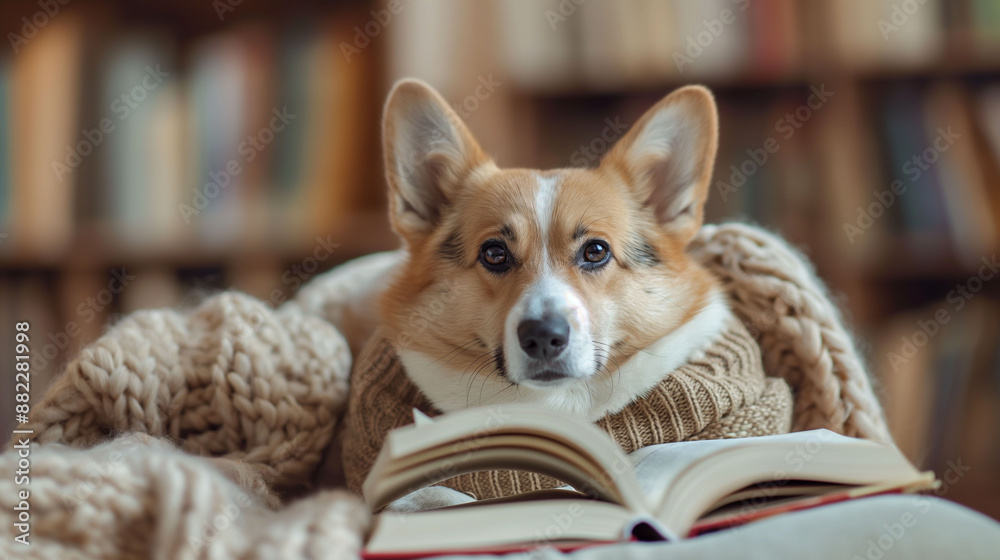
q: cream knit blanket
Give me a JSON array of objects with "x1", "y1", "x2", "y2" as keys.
[
  {"x1": 342, "y1": 317, "x2": 792, "y2": 499},
  {"x1": 0, "y1": 223, "x2": 891, "y2": 560}
]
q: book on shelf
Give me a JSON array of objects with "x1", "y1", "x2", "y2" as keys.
[
  {"x1": 101, "y1": 32, "x2": 180, "y2": 250},
  {"x1": 877, "y1": 307, "x2": 936, "y2": 463},
  {"x1": 8, "y1": 13, "x2": 83, "y2": 258},
  {"x1": 362, "y1": 405, "x2": 936, "y2": 558},
  {"x1": 749, "y1": 0, "x2": 801, "y2": 77},
  {"x1": 487, "y1": 0, "x2": 1000, "y2": 93},
  {"x1": 0, "y1": 9, "x2": 372, "y2": 262},
  {"x1": 878, "y1": 87, "x2": 950, "y2": 240},
  {"x1": 0, "y1": 58, "x2": 10, "y2": 237},
  {"x1": 923, "y1": 82, "x2": 997, "y2": 261},
  {"x1": 0, "y1": 276, "x2": 15, "y2": 445},
  {"x1": 974, "y1": 86, "x2": 1000, "y2": 234}
]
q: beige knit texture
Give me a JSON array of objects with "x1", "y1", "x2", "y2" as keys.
[
  {"x1": 3, "y1": 293, "x2": 364, "y2": 560},
  {"x1": 0, "y1": 434, "x2": 368, "y2": 560},
  {"x1": 342, "y1": 318, "x2": 794, "y2": 499},
  {"x1": 21, "y1": 292, "x2": 352, "y2": 492},
  {"x1": 0, "y1": 223, "x2": 891, "y2": 559},
  {"x1": 690, "y1": 224, "x2": 892, "y2": 443}
]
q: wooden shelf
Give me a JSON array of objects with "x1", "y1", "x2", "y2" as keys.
[
  {"x1": 0, "y1": 211, "x2": 399, "y2": 272},
  {"x1": 511, "y1": 54, "x2": 1000, "y2": 100},
  {"x1": 859, "y1": 235, "x2": 984, "y2": 281}
]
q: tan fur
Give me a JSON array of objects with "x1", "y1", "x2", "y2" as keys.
[{"x1": 378, "y1": 80, "x2": 725, "y2": 416}]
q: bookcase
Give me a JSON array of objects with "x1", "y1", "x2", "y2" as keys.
[{"x1": 2, "y1": 0, "x2": 1000, "y2": 521}]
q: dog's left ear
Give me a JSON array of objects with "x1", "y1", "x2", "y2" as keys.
[
  {"x1": 382, "y1": 79, "x2": 489, "y2": 242},
  {"x1": 602, "y1": 86, "x2": 719, "y2": 243}
]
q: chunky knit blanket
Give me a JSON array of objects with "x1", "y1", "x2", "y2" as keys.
[
  {"x1": 342, "y1": 317, "x2": 793, "y2": 499},
  {"x1": 0, "y1": 223, "x2": 891, "y2": 560}
]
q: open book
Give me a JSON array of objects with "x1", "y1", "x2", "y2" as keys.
[{"x1": 363, "y1": 405, "x2": 935, "y2": 558}]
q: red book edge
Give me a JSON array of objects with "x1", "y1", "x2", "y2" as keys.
[
  {"x1": 361, "y1": 539, "x2": 623, "y2": 560},
  {"x1": 689, "y1": 478, "x2": 936, "y2": 537}
]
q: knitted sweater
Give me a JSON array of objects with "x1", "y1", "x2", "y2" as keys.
[{"x1": 342, "y1": 317, "x2": 793, "y2": 500}]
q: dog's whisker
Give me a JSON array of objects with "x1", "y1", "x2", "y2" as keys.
[
  {"x1": 477, "y1": 368, "x2": 496, "y2": 406},
  {"x1": 486, "y1": 379, "x2": 517, "y2": 400},
  {"x1": 431, "y1": 338, "x2": 483, "y2": 367},
  {"x1": 462, "y1": 355, "x2": 495, "y2": 407},
  {"x1": 459, "y1": 359, "x2": 491, "y2": 394},
  {"x1": 596, "y1": 339, "x2": 664, "y2": 362},
  {"x1": 465, "y1": 355, "x2": 501, "y2": 408},
  {"x1": 591, "y1": 341, "x2": 624, "y2": 405},
  {"x1": 593, "y1": 350, "x2": 617, "y2": 401},
  {"x1": 460, "y1": 350, "x2": 496, "y2": 382},
  {"x1": 644, "y1": 288, "x2": 688, "y2": 314}
]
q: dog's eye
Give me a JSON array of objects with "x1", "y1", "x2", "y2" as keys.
[
  {"x1": 579, "y1": 240, "x2": 612, "y2": 270},
  {"x1": 484, "y1": 246, "x2": 507, "y2": 265},
  {"x1": 479, "y1": 241, "x2": 512, "y2": 273},
  {"x1": 584, "y1": 242, "x2": 608, "y2": 262}
]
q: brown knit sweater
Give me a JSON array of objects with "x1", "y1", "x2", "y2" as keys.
[{"x1": 342, "y1": 317, "x2": 792, "y2": 500}]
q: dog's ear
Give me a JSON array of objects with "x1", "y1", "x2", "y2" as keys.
[
  {"x1": 602, "y1": 86, "x2": 718, "y2": 244},
  {"x1": 383, "y1": 79, "x2": 488, "y2": 240}
]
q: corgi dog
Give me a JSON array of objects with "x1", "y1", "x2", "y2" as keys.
[
  {"x1": 320, "y1": 79, "x2": 730, "y2": 509},
  {"x1": 377, "y1": 78, "x2": 728, "y2": 416}
]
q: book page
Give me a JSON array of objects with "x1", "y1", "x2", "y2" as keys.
[
  {"x1": 630, "y1": 440, "x2": 744, "y2": 506},
  {"x1": 630, "y1": 430, "x2": 900, "y2": 511},
  {"x1": 366, "y1": 404, "x2": 649, "y2": 512}
]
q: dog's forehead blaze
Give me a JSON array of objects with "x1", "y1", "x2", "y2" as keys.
[{"x1": 449, "y1": 167, "x2": 636, "y2": 259}]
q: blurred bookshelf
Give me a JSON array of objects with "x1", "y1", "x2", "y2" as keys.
[{"x1": 3, "y1": 0, "x2": 1000, "y2": 520}]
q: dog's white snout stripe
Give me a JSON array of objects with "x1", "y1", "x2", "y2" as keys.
[{"x1": 519, "y1": 277, "x2": 588, "y2": 332}]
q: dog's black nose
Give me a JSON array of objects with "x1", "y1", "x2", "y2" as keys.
[{"x1": 518, "y1": 317, "x2": 569, "y2": 360}]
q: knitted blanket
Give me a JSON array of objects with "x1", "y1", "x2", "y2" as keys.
[
  {"x1": 342, "y1": 317, "x2": 793, "y2": 499},
  {"x1": 0, "y1": 223, "x2": 891, "y2": 560}
]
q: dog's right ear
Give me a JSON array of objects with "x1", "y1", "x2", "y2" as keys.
[
  {"x1": 383, "y1": 79, "x2": 489, "y2": 241},
  {"x1": 601, "y1": 86, "x2": 719, "y2": 245}
]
